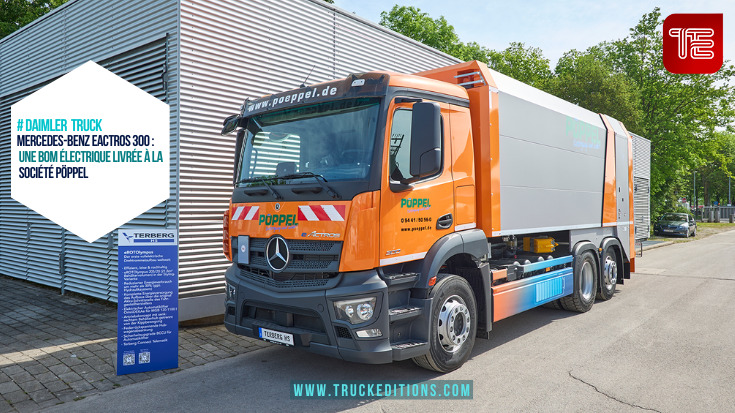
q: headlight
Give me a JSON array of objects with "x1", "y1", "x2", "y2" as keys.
[
  {"x1": 334, "y1": 297, "x2": 377, "y2": 324},
  {"x1": 678, "y1": 223, "x2": 688, "y2": 229},
  {"x1": 357, "y1": 303, "x2": 374, "y2": 320}
]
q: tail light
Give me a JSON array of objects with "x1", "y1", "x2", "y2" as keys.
[{"x1": 223, "y1": 209, "x2": 232, "y2": 261}]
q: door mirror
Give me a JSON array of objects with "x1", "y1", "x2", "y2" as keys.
[
  {"x1": 409, "y1": 102, "x2": 442, "y2": 179},
  {"x1": 221, "y1": 114, "x2": 240, "y2": 135}
]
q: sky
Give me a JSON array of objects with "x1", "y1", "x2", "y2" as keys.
[{"x1": 332, "y1": 0, "x2": 735, "y2": 69}]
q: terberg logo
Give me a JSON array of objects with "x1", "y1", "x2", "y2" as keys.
[
  {"x1": 663, "y1": 14, "x2": 723, "y2": 74},
  {"x1": 133, "y1": 233, "x2": 174, "y2": 239}
]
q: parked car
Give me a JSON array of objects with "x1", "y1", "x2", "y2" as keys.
[{"x1": 653, "y1": 213, "x2": 697, "y2": 237}]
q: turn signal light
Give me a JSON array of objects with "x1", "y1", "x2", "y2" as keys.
[{"x1": 223, "y1": 209, "x2": 232, "y2": 261}]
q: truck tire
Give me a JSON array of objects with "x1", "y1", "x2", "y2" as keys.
[
  {"x1": 413, "y1": 275, "x2": 477, "y2": 373},
  {"x1": 596, "y1": 248, "x2": 618, "y2": 301},
  {"x1": 560, "y1": 251, "x2": 597, "y2": 312}
]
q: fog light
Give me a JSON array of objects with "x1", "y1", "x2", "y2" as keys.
[
  {"x1": 334, "y1": 297, "x2": 377, "y2": 324},
  {"x1": 356, "y1": 328, "x2": 382, "y2": 338}
]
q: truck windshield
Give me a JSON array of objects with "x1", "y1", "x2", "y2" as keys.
[{"x1": 237, "y1": 98, "x2": 380, "y2": 185}]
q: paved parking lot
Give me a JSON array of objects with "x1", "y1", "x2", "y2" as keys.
[{"x1": 0, "y1": 276, "x2": 270, "y2": 413}]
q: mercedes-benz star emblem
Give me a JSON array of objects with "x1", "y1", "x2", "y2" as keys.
[
  {"x1": 265, "y1": 236, "x2": 289, "y2": 272},
  {"x1": 274, "y1": 203, "x2": 281, "y2": 211}
]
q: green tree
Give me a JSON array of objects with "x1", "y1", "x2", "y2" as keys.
[
  {"x1": 379, "y1": 7, "x2": 551, "y2": 86},
  {"x1": 379, "y1": 5, "x2": 492, "y2": 63},
  {"x1": 547, "y1": 48, "x2": 643, "y2": 132},
  {"x1": 694, "y1": 132, "x2": 735, "y2": 206},
  {"x1": 379, "y1": 5, "x2": 460, "y2": 55},
  {"x1": 487, "y1": 42, "x2": 553, "y2": 88},
  {"x1": 0, "y1": 0, "x2": 69, "y2": 39},
  {"x1": 450, "y1": 41, "x2": 491, "y2": 63}
]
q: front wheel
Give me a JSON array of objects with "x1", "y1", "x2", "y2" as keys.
[
  {"x1": 413, "y1": 275, "x2": 477, "y2": 373},
  {"x1": 560, "y1": 251, "x2": 598, "y2": 312}
]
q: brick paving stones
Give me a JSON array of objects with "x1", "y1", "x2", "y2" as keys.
[{"x1": 0, "y1": 275, "x2": 269, "y2": 412}]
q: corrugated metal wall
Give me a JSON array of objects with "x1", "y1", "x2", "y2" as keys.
[
  {"x1": 177, "y1": 0, "x2": 460, "y2": 305},
  {"x1": 0, "y1": 0, "x2": 179, "y2": 302},
  {"x1": 632, "y1": 133, "x2": 651, "y2": 240}
]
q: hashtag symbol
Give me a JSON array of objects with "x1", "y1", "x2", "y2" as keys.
[{"x1": 17, "y1": 119, "x2": 23, "y2": 131}]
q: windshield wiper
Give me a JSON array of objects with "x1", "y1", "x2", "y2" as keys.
[
  {"x1": 280, "y1": 172, "x2": 340, "y2": 199},
  {"x1": 235, "y1": 176, "x2": 282, "y2": 200}
]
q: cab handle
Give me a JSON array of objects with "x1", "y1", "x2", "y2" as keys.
[{"x1": 436, "y1": 213, "x2": 453, "y2": 230}]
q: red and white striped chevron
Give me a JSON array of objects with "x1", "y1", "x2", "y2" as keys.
[
  {"x1": 231, "y1": 205, "x2": 260, "y2": 221},
  {"x1": 297, "y1": 205, "x2": 346, "y2": 221}
]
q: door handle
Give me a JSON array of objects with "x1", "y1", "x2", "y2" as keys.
[{"x1": 436, "y1": 213, "x2": 453, "y2": 230}]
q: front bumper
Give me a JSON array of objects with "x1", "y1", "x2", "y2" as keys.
[{"x1": 224, "y1": 264, "x2": 398, "y2": 364}]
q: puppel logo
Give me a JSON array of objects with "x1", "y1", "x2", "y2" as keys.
[{"x1": 663, "y1": 14, "x2": 723, "y2": 74}]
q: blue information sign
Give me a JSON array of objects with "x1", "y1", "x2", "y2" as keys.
[{"x1": 117, "y1": 229, "x2": 178, "y2": 375}]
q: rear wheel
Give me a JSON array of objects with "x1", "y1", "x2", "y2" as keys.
[
  {"x1": 596, "y1": 248, "x2": 618, "y2": 301},
  {"x1": 560, "y1": 251, "x2": 597, "y2": 312},
  {"x1": 413, "y1": 275, "x2": 477, "y2": 373}
]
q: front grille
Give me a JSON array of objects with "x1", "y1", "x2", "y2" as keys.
[
  {"x1": 251, "y1": 255, "x2": 336, "y2": 270},
  {"x1": 238, "y1": 238, "x2": 342, "y2": 287},
  {"x1": 251, "y1": 238, "x2": 339, "y2": 252},
  {"x1": 240, "y1": 267, "x2": 333, "y2": 288}
]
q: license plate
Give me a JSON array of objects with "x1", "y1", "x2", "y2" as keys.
[
  {"x1": 663, "y1": 229, "x2": 673, "y2": 232},
  {"x1": 258, "y1": 327, "x2": 294, "y2": 346}
]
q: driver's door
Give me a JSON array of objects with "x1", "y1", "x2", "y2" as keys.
[{"x1": 379, "y1": 99, "x2": 455, "y2": 266}]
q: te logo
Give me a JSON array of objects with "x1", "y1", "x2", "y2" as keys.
[{"x1": 663, "y1": 14, "x2": 723, "y2": 74}]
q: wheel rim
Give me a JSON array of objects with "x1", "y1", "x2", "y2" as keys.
[
  {"x1": 602, "y1": 256, "x2": 617, "y2": 292},
  {"x1": 437, "y1": 295, "x2": 471, "y2": 353},
  {"x1": 581, "y1": 261, "x2": 594, "y2": 301}
]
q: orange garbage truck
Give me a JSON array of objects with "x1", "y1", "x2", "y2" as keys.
[{"x1": 220, "y1": 61, "x2": 636, "y2": 372}]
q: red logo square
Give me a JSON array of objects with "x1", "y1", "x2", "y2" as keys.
[{"x1": 663, "y1": 14, "x2": 723, "y2": 74}]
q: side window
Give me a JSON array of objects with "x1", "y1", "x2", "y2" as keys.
[{"x1": 389, "y1": 109, "x2": 412, "y2": 181}]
